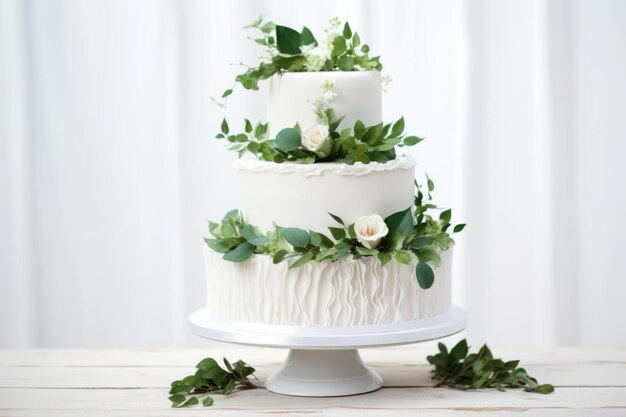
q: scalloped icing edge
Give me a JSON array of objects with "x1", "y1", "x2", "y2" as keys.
[{"x1": 234, "y1": 154, "x2": 416, "y2": 177}]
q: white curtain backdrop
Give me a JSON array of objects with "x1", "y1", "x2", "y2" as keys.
[{"x1": 1, "y1": 0, "x2": 625, "y2": 347}]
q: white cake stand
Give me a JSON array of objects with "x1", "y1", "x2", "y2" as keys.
[{"x1": 188, "y1": 306, "x2": 467, "y2": 397}]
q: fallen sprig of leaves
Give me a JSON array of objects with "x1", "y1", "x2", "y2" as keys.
[
  {"x1": 427, "y1": 339, "x2": 555, "y2": 394},
  {"x1": 169, "y1": 357, "x2": 258, "y2": 407},
  {"x1": 170, "y1": 340, "x2": 553, "y2": 407}
]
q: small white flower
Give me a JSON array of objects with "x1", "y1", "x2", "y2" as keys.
[
  {"x1": 301, "y1": 44, "x2": 331, "y2": 71},
  {"x1": 301, "y1": 123, "x2": 331, "y2": 153},
  {"x1": 354, "y1": 215, "x2": 389, "y2": 249}
]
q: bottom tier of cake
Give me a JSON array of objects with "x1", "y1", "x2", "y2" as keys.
[{"x1": 204, "y1": 247, "x2": 452, "y2": 326}]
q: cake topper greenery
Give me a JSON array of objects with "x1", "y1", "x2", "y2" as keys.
[
  {"x1": 215, "y1": 16, "x2": 383, "y2": 106},
  {"x1": 168, "y1": 340, "x2": 553, "y2": 408},
  {"x1": 217, "y1": 80, "x2": 422, "y2": 165},
  {"x1": 204, "y1": 178, "x2": 465, "y2": 289}
]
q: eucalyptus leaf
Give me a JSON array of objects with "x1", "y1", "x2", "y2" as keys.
[
  {"x1": 275, "y1": 128, "x2": 301, "y2": 152},
  {"x1": 415, "y1": 261, "x2": 435, "y2": 289},
  {"x1": 283, "y1": 227, "x2": 310, "y2": 248},
  {"x1": 223, "y1": 242, "x2": 254, "y2": 262}
]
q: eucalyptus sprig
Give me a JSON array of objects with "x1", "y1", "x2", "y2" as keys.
[
  {"x1": 204, "y1": 178, "x2": 465, "y2": 289},
  {"x1": 216, "y1": 16, "x2": 383, "y2": 105},
  {"x1": 428, "y1": 340, "x2": 555, "y2": 394},
  {"x1": 216, "y1": 111, "x2": 423, "y2": 165},
  {"x1": 169, "y1": 357, "x2": 258, "y2": 408}
]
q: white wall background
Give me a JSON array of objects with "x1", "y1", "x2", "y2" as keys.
[{"x1": 1, "y1": 0, "x2": 625, "y2": 348}]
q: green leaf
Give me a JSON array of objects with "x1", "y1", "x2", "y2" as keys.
[
  {"x1": 356, "y1": 246, "x2": 378, "y2": 256},
  {"x1": 352, "y1": 32, "x2": 361, "y2": 47},
  {"x1": 275, "y1": 128, "x2": 301, "y2": 152},
  {"x1": 328, "y1": 226, "x2": 346, "y2": 241},
  {"x1": 530, "y1": 384, "x2": 555, "y2": 394},
  {"x1": 354, "y1": 120, "x2": 366, "y2": 139},
  {"x1": 275, "y1": 25, "x2": 302, "y2": 55},
  {"x1": 181, "y1": 397, "x2": 199, "y2": 407},
  {"x1": 241, "y1": 225, "x2": 272, "y2": 246},
  {"x1": 222, "y1": 89, "x2": 233, "y2": 98},
  {"x1": 223, "y1": 242, "x2": 254, "y2": 263},
  {"x1": 308, "y1": 231, "x2": 321, "y2": 247},
  {"x1": 384, "y1": 207, "x2": 414, "y2": 237},
  {"x1": 283, "y1": 227, "x2": 310, "y2": 248},
  {"x1": 169, "y1": 394, "x2": 186, "y2": 405},
  {"x1": 204, "y1": 237, "x2": 238, "y2": 254},
  {"x1": 328, "y1": 212, "x2": 345, "y2": 225},
  {"x1": 378, "y1": 252, "x2": 392, "y2": 266},
  {"x1": 221, "y1": 118, "x2": 229, "y2": 135},
  {"x1": 395, "y1": 250, "x2": 412, "y2": 265},
  {"x1": 343, "y1": 22, "x2": 352, "y2": 38},
  {"x1": 221, "y1": 209, "x2": 239, "y2": 223},
  {"x1": 453, "y1": 223, "x2": 466, "y2": 233},
  {"x1": 440, "y1": 209, "x2": 452, "y2": 223},
  {"x1": 332, "y1": 36, "x2": 347, "y2": 56},
  {"x1": 391, "y1": 117, "x2": 405, "y2": 137},
  {"x1": 450, "y1": 339, "x2": 469, "y2": 361},
  {"x1": 426, "y1": 174, "x2": 435, "y2": 192},
  {"x1": 202, "y1": 396, "x2": 215, "y2": 406},
  {"x1": 244, "y1": 119, "x2": 253, "y2": 133},
  {"x1": 301, "y1": 26, "x2": 316, "y2": 46},
  {"x1": 416, "y1": 261, "x2": 435, "y2": 289},
  {"x1": 290, "y1": 251, "x2": 314, "y2": 268},
  {"x1": 403, "y1": 135, "x2": 423, "y2": 146},
  {"x1": 407, "y1": 237, "x2": 435, "y2": 249},
  {"x1": 417, "y1": 246, "x2": 441, "y2": 266},
  {"x1": 337, "y1": 55, "x2": 355, "y2": 71},
  {"x1": 272, "y1": 249, "x2": 289, "y2": 263},
  {"x1": 197, "y1": 357, "x2": 220, "y2": 370}
]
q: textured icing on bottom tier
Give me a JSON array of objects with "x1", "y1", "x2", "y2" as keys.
[{"x1": 204, "y1": 247, "x2": 452, "y2": 326}]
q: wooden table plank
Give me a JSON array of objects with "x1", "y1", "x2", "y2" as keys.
[
  {"x1": 3, "y1": 409, "x2": 626, "y2": 417},
  {"x1": 0, "y1": 361, "x2": 624, "y2": 388},
  {"x1": 1, "y1": 387, "x2": 625, "y2": 411},
  {"x1": 2, "y1": 347, "x2": 624, "y2": 367},
  {"x1": 1, "y1": 348, "x2": 625, "y2": 416}
]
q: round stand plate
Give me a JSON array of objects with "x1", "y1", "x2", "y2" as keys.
[{"x1": 189, "y1": 306, "x2": 467, "y2": 397}]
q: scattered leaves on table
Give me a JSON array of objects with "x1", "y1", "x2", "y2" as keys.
[
  {"x1": 427, "y1": 339, "x2": 554, "y2": 394},
  {"x1": 169, "y1": 357, "x2": 258, "y2": 407}
]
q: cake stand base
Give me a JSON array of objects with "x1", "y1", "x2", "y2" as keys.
[
  {"x1": 188, "y1": 306, "x2": 467, "y2": 397},
  {"x1": 265, "y1": 349, "x2": 382, "y2": 397}
]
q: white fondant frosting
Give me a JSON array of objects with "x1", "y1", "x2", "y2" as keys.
[
  {"x1": 204, "y1": 247, "x2": 452, "y2": 326},
  {"x1": 236, "y1": 155, "x2": 417, "y2": 233},
  {"x1": 267, "y1": 71, "x2": 382, "y2": 137}
]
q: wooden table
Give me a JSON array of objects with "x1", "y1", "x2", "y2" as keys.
[{"x1": 1, "y1": 346, "x2": 625, "y2": 416}]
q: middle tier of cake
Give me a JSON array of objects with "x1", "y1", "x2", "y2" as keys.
[{"x1": 235, "y1": 155, "x2": 417, "y2": 233}]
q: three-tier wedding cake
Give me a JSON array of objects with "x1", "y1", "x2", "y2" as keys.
[{"x1": 203, "y1": 17, "x2": 464, "y2": 328}]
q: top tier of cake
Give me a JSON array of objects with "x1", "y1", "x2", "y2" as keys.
[{"x1": 267, "y1": 71, "x2": 382, "y2": 136}]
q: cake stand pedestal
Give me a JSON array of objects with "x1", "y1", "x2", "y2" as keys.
[{"x1": 188, "y1": 306, "x2": 467, "y2": 397}]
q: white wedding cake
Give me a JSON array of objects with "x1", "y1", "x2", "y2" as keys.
[{"x1": 203, "y1": 18, "x2": 462, "y2": 328}]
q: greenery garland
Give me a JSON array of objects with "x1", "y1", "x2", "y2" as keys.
[
  {"x1": 216, "y1": 111, "x2": 422, "y2": 165},
  {"x1": 204, "y1": 179, "x2": 465, "y2": 289},
  {"x1": 216, "y1": 16, "x2": 383, "y2": 105}
]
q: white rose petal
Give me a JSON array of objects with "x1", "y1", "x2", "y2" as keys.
[
  {"x1": 302, "y1": 123, "x2": 330, "y2": 152},
  {"x1": 354, "y1": 214, "x2": 389, "y2": 250}
]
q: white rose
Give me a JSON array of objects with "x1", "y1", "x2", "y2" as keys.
[
  {"x1": 354, "y1": 214, "x2": 389, "y2": 249},
  {"x1": 302, "y1": 123, "x2": 332, "y2": 156}
]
